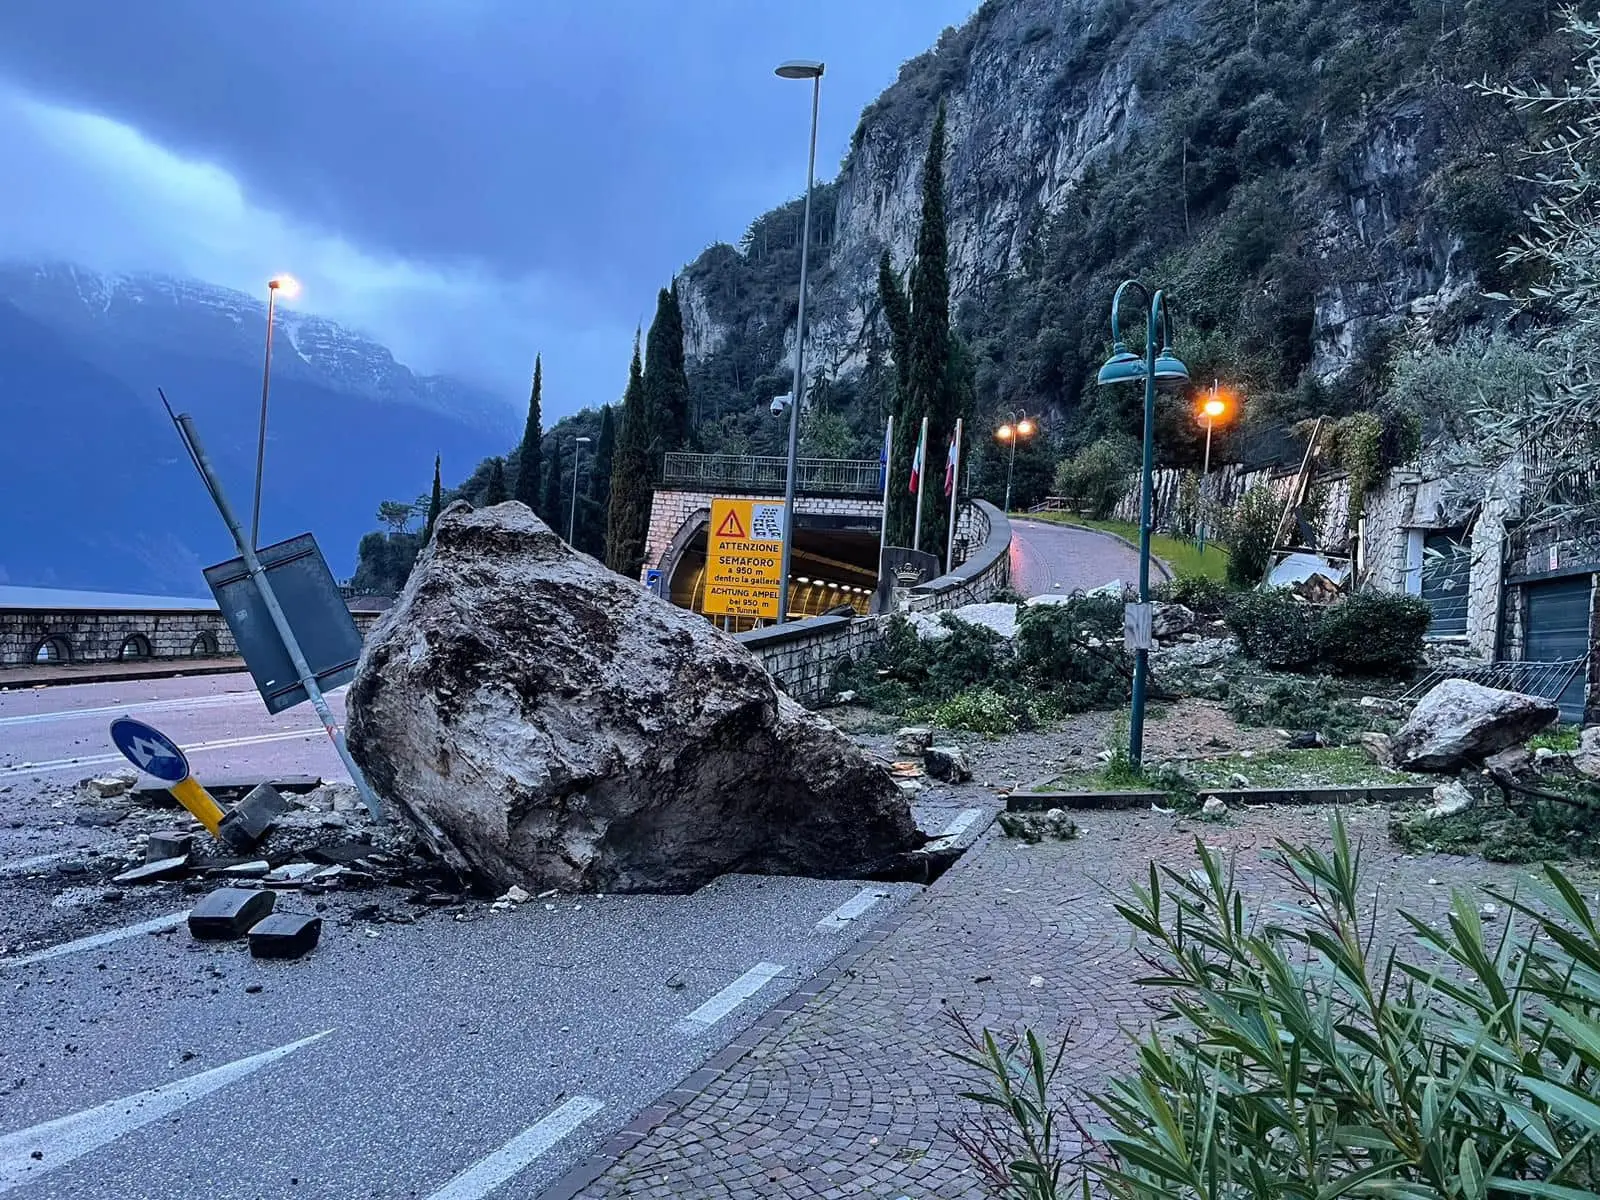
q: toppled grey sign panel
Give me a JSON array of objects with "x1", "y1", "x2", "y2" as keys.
[{"x1": 204, "y1": 533, "x2": 362, "y2": 715}]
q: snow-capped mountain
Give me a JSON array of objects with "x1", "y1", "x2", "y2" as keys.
[
  {"x1": 0, "y1": 262, "x2": 514, "y2": 435},
  {"x1": 0, "y1": 261, "x2": 517, "y2": 594}
]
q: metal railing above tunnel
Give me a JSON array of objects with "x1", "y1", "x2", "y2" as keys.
[{"x1": 660, "y1": 452, "x2": 883, "y2": 497}]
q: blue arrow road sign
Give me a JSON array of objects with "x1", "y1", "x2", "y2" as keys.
[{"x1": 109, "y1": 717, "x2": 191, "y2": 784}]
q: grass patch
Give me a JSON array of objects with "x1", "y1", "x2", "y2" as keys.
[
  {"x1": 1529, "y1": 725, "x2": 1581, "y2": 753},
  {"x1": 1020, "y1": 512, "x2": 1230, "y2": 581},
  {"x1": 1180, "y1": 746, "x2": 1422, "y2": 790}
]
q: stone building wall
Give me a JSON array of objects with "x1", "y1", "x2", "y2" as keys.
[
  {"x1": 736, "y1": 502, "x2": 1012, "y2": 705},
  {"x1": 1, "y1": 606, "x2": 388, "y2": 667},
  {"x1": 0, "y1": 608, "x2": 237, "y2": 666}
]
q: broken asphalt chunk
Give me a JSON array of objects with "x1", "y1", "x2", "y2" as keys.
[
  {"x1": 112, "y1": 855, "x2": 190, "y2": 885},
  {"x1": 213, "y1": 860, "x2": 271, "y2": 879},
  {"x1": 264, "y1": 862, "x2": 321, "y2": 885},
  {"x1": 188, "y1": 888, "x2": 276, "y2": 940},
  {"x1": 218, "y1": 783, "x2": 289, "y2": 852},
  {"x1": 146, "y1": 832, "x2": 194, "y2": 863},
  {"x1": 247, "y1": 913, "x2": 322, "y2": 960}
]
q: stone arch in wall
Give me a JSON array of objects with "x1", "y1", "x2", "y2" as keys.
[
  {"x1": 659, "y1": 508, "x2": 711, "y2": 605},
  {"x1": 31, "y1": 635, "x2": 72, "y2": 664},
  {"x1": 190, "y1": 631, "x2": 220, "y2": 657},
  {"x1": 118, "y1": 633, "x2": 153, "y2": 661}
]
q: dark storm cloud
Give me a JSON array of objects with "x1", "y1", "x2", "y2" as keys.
[{"x1": 0, "y1": 0, "x2": 975, "y2": 408}]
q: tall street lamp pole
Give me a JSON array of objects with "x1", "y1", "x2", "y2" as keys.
[
  {"x1": 994, "y1": 411, "x2": 1036, "y2": 513},
  {"x1": 774, "y1": 59, "x2": 824, "y2": 625},
  {"x1": 251, "y1": 274, "x2": 298, "y2": 550},
  {"x1": 1198, "y1": 383, "x2": 1226, "y2": 555},
  {"x1": 568, "y1": 435, "x2": 592, "y2": 543},
  {"x1": 1097, "y1": 281, "x2": 1190, "y2": 768}
]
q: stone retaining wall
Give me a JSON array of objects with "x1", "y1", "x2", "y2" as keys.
[
  {"x1": 737, "y1": 501, "x2": 1011, "y2": 704},
  {"x1": 1, "y1": 606, "x2": 387, "y2": 667}
]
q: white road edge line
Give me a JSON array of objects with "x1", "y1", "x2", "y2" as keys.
[
  {"x1": 0, "y1": 1029, "x2": 333, "y2": 1193},
  {"x1": 0, "y1": 851, "x2": 77, "y2": 878},
  {"x1": 680, "y1": 962, "x2": 786, "y2": 1029},
  {"x1": 0, "y1": 911, "x2": 190, "y2": 969},
  {"x1": 422, "y1": 1096, "x2": 605, "y2": 1200},
  {"x1": 817, "y1": 887, "x2": 890, "y2": 931},
  {"x1": 0, "y1": 728, "x2": 321, "y2": 779},
  {"x1": 0, "y1": 691, "x2": 259, "y2": 729}
]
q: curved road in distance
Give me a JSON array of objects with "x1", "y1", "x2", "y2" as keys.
[{"x1": 1007, "y1": 517, "x2": 1170, "y2": 598}]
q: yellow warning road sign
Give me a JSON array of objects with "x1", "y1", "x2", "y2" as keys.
[{"x1": 704, "y1": 497, "x2": 785, "y2": 619}]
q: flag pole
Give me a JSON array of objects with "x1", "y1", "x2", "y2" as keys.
[
  {"x1": 945, "y1": 416, "x2": 963, "y2": 570},
  {"x1": 876, "y1": 414, "x2": 894, "y2": 585},
  {"x1": 911, "y1": 416, "x2": 929, "y2": 552}
]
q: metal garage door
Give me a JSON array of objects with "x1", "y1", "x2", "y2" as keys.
[
  {"x1": 1525, "y1": 576, "x2": 1592, "y2": 722},
  {"x1": 1421, "y1": 531, "x2": 1470, "y2": 638}
]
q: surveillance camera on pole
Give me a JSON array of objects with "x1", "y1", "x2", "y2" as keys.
[{"x1": 771, "y1": 394, "x2": 794, "y2": 417}]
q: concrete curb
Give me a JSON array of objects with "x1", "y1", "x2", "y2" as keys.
[
  {"x1": 1010, "y1": 516, "x2": 1174, "y2": 582},
  {"x1": 0, "y1": 658, "x2": 247, "y2": 689},
  {"x1": 532, "y1": 818, "x2": 1001, "y2": 1200},
  {"x1": 1007, "y1": 784, "x2": 1435, "y2": 811}
]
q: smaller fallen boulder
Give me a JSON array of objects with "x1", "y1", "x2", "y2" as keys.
[
  {"x1": 998, "y1": 808, "x2": 1077, "y2": 843},
  {"x1": 1427, "y1": 780, "x2": 1474, "y2": 818},
  {"x1": 924, "y1": 745, "x2": 972, "y2": 783},
  {"x1": 1392, "y1": 680, "x2": 1557, "y2": 772},
  {"x1": 895, "y1": 727, "x2": 934, "y2": 756},
  {"x1": 1151, "y1": 603, "x2": 1196, "y2": 639},
  {"x1": 1575, "y1": 726, "x2": 1600, "y2": 781}
]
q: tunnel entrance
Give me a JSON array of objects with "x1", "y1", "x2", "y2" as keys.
[{"x1": 666, "y1": 514, "x2": 882, "y2": 633}]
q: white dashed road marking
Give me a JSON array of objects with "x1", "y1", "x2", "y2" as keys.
[
  {"x1": 422, "y1": 1097, "x2": 605, "y2": 1200},
  {"x1": 0, "y1": 728, "x2": 321, "y2": 779},
  {"x1": 0, "y1": 911, "x2": 190, "y2": 969},
  {"x1": 0, "y1": 691, "x2": 258, "y2": 728},
  {"x1": 679, "y1": 962, "x2": 786, "y2": 1029},
  {"x1": 816, "y1": 887, "x2": 890, "y2": 931},
  {"x1": 0, "y1": 1030, "x2": 333, "y2": 1193}
]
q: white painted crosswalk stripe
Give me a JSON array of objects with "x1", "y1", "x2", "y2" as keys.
[
  {"x1": 816, "y1": 887, "x2": 890, "y2": 930},
  {"x1": 0, "y1": 1030, "x2": 333, "y2": 1193},
  {"x1": 422, "y1": 1097, "x2": 605, "y2": 1200},
  {"x1": 680, "y1": 962, "x2": 786, "y2": 1029},
  {"x1": 0, "y1": 911, "x2": 190, "y2": 969}
]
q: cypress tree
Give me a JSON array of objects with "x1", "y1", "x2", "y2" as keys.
[
  {"x1": 423, "y1": 455, "x2": 443, "y2": 541},
  {"x1": 591, "y1": 403, "x2": 616, "y2": 509},
  {"x1": 483, "y1": 457, "x2": 508, "y2": 505},
  {"x1": 874, "y1": 102, "x2": 965, "y2": 568},
  {"x1": 543, "y1": 437, "x2": 564, "y2": 534},
  {"x1": 642, "y1": 285, "x2": 692, "y2": 455},
  {"x1": 513, "y1": 356, "x2": 543, "y2": 512},
  {"x1": 580, "y1": 403, "x2": 616, "y2": 558},
  {"x1": 908, "y1": 101, "x2": 958, "y2": 568},
  {"x1": 878, "y1": 251, "x2": 915, "y2": 549},
  {"x1": 605, "y1": 333, "x2": 652, "y2": 577}
]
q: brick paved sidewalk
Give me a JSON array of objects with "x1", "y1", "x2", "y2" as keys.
[{"x1": 547, "y1": 803, "x2": 1579, "y2": 1199}]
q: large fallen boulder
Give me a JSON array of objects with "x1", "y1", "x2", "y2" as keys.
[
  {"x1": 1391, "y1": 679, "x2": 1558, "y2": 772},
  {"x1": 346, "y1": 502, "x2": 922, "y2": 893}
]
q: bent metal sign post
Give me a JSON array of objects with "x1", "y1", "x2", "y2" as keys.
[{"x1": 704, "y1": 497, "x2": 786, "y2": 620}]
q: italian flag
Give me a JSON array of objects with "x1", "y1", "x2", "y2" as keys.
[
  {"x1": 908, "y1": 433, "x2": 924, "y2": 494},
  {"x1": 943, "y1": 432, "x2": 959, "y2": 497}
]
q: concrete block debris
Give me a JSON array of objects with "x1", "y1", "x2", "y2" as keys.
[
  {"x1": 188, "y1": 888, "x2": 276, "y2": 940},
  {"x1": 247, "y1": 913, "x2": 322, "y2": 959}
]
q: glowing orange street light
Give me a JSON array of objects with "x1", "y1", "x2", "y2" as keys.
[{"x1": 995, "y1": 411, "x2": 1036, "y2": 512}]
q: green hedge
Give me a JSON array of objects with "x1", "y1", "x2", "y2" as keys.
[{"x1": 1223, "y1": 588, "x2": 1432, "y2": 675}]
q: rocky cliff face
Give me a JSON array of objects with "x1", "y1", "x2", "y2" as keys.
[{"x1": 676, "y1": 0, "x2": 1551, "y2": 451}]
